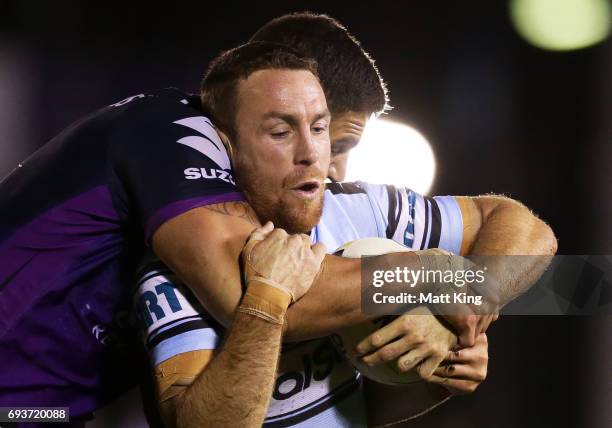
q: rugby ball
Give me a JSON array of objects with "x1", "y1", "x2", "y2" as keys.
[{"x1": 331, "y1": 237, "x2": 421, "y2": 385}]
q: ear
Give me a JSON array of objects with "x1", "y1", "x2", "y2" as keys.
[{"x1": 217, "y1": 129, "x2": 234, "y2": 162}]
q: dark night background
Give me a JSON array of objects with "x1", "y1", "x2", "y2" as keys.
[{"x1": 1, "y1": 1, "x2": 610, "y2": 427}]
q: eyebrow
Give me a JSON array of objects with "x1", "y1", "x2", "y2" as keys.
[{"x1": 262, "y1": 109, "x2": 331, "y2": 126}]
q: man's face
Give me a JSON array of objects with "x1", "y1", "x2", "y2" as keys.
[
  {"x1": 231, "y1": 68, "x2": 331, "y2": 234},
  {"x1": 328, "y1": 111, "x2": 368, "y2": 182}
]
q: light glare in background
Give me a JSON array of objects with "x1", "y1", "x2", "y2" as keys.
[
  {"x1": 345, "y1": 119, "x2": 436, "y2": 195},
  {"x1": 510, "y1": 0, "x2": 611, "y2": 51}
]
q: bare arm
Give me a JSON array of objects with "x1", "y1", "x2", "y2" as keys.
[
  {"x1": 152, "y1": 202, "x2": 375, "y2": 339},
  {"x1": 153, "y1": 195, "x2": 556, "y2": 342},
  {"x1": 444, "y1": 196, "x2": 557, "y2": 345},
  {"x1": 156, "y1": 223, "x2": 325, "y2": 428},
  {"x1": 161, "y1": 312, "x2": 284, "y2": 428},
  {"x1": 458, "y1": 195, "x2": 558, "y2": 299},
  {"x1": 286, "y1": 195, "x2": 557, "y2": 340},
  {"x1": 457, "y1": 195, "x2": 557, "y2": 257},
  {"x1": 152, "y1": 202, "x2": 258, "y2": 328}
]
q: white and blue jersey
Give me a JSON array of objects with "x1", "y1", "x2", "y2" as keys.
[
  {"x1": 135, "y1": 181, "x2": 464, "y2": 427},
  {"x1": 313, "y1": 182, "x2": 462, "y2": 254}
]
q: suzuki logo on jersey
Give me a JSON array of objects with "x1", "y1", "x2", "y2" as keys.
[
  {"x1": 174, "y1": 116, "x2": 231, "y2": 170},
  {"x1": 184, "y1": 167, "x2": 235, "y2": 185}
]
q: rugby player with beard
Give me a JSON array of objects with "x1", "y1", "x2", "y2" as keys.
[
  {"x1": 124, "y1": 15, "x2": 492, "y2": 428},
  {"x1": 136, "y1": 37, "x2": 556, "y2": 426}
]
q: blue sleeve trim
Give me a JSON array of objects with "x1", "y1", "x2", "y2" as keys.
[
  {"x1": 152, "y1": 328, "x2": 220, "y2": 366},
  {"x1": 433, "y1": 196, "x2": 463, "y2": 254}
]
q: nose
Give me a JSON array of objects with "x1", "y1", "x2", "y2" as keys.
[{"x1": 294, "y1": 129, "x2": 320, "y2": 166}]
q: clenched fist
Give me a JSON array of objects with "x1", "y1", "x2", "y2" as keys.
[{"x1": 242, "y1": 221, "x2": 326, "y2": 302}]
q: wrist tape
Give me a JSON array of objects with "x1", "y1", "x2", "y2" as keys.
[
  {"x1": 416, "y1": 249, "x2": 500, "y2": 313},
  {"x1": 156, "y1": 350, "x2": 213, "y2": 403},
  {"x1": 416, "y1": 248, "x2": 467, "y2": 295},
  {"x1": 241, "y1": 237, "x2": 297, "y2": 301},
  {"x1": 237, "y1": 279, "x2": 292, "y2": 324}
]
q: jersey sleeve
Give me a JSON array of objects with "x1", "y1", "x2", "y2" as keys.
[
  {"x1": 357, "y1": 181, "x2": 464, "y2": 253},
  {"x1": 109, "y1": 97, "x2": 243, "y2": 244},
  {"x1": 133, "y1": 256, "x2": 223, "y2": 366}
]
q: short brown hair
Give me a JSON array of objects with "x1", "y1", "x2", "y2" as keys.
[{"x1": 200, "y1": 41, "x2": 318, "y2": 138}]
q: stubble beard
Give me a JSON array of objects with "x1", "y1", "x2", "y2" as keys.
[{"x1": 235, "y1": 167, "x2": 325, "y2": 234}]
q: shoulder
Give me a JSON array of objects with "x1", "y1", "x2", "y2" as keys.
[
  {"x1": 109, "y1": 88, "x2": 207, "y2": 126},
  {"x1": 108, "y1": 88, "x2": 230, "y2": 168}
]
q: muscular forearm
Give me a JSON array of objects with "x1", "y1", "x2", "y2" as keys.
[
  {"x1": 284, "y1": 252, "x2": 425, "y2": 341},
  {"x1": 170, "y1": 312, "x2": 283, "y2": 428},
  {"x1": 286, "y1": 197, "x2": 557, "y2": 338},
  {"x1": 157, "y1": 197, "x2": 557, "y2": 344},
  {"x1": 461, "y1": 196, "x2": 557, "y2": 305},
  {"x1": 284, "y1": 255, "x2": 366, "y2": 340}
]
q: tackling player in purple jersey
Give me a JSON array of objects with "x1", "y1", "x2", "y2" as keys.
[
  {"x1": 0, "y1": 88, "x2": 243, "y2": 420},
  {"x1": 0, "y1": 12, "x2": 396, "y2": 421}
]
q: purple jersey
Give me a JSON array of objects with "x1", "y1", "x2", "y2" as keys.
[{"x1": 0, "y1": 88, "x2": 242, "y2": 421}]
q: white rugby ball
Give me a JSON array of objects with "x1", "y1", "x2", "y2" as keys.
[{"x1": 331, "y1": 237, "x2": 421, "y2": 385}]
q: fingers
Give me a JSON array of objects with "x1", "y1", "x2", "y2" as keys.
[
  {"x1": 433, "y1": 362, "x2": 484, "y2": 381},
  {"x1": 434, "y1": 362, "x2": 457, "y2": 377},
  {"x1": 243, "y1": 222, "x2": 277, "y2": 261},
  {"x1": 355, "y1": 318, "x2": 411, "y2": 356},
  {"x1": 394, "y1": 330, "x2": 480, "y2": 379},
  {"x1": 428, "y1": 332, "x2": 488, "y2": 394},
  {"x1": 475, "y1": 314, "x2": 495, "y2": 336},
  {"x1": 445, "y1": 348, "x2": 472, "y2": 364},
  {"x1": 245, "y1": 228, "x2": 323, "y2": 302},
  {"x1": 447, "y1": 333, "x2": 487, "y2": 361},
  {"x1": 444, "y1": 346, "x2": 476, "y2": 365},
  {"x1": 286, "y1": 233, "x2": 306, "y2": 253},
  {"x1": 242, "y1": 222, "x2": 277, "y2": 279},
  {"x1": 445, "y1": 314, "x2": 478, "y2": 347},
  {"x1": 457, "y1": 332, "x2": 476, "y2": 348},
  {"x1": 417, "y1": 349, "x2": 447, "y2": 378},
  {"x1": 396, "y1": 348, "x2": 428, "y2": 373},
  {"x1": 395, "y1": 344, "x2": 446, "y2": 377},
  {"x1": 427, "y1": 375, "x2": 480, "y2": 395},
  {"x1": 361, "y1": 336, "x2": 419, "y2": 366},
  {"x1": 311, "y1": 242, "x2": 326, "y2": 262},
  {"x1": 259, "y1": 220, "x2": 274, "y2": 234},
  {"x1": 248, "y1": 221, "x2": 274, "y2": 242}
]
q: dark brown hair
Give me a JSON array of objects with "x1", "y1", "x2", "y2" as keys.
[
  {"x1": 200, "y1": 41, "x2": 318, "y2": 138},
  {"x1": 251, "y1": 12, "x2": 389, "y2": 117}
]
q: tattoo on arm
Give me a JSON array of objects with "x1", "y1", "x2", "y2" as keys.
[{"x1": 204, "y1": 201, "x2": 259, "y2": 225}]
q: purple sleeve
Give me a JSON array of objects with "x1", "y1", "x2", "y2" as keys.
[{"x1": 109, "y1": 98, "x2": 244, "y2": 244}]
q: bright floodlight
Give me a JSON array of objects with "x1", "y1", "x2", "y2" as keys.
[
  {"x1": 344, "y1": 118, "x2": 436, "y2": 195},
  {"x1": 510, "y1": 0, "x2": 611, "y2": 51}
]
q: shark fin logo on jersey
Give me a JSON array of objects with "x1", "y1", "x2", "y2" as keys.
[{"x1": 174, "y1": 116, "x2": 231, "y2": 170}]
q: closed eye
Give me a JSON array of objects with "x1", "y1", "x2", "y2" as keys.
[{"x1": 271, "y1": 131, "x2": 290, "y2": 139}]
